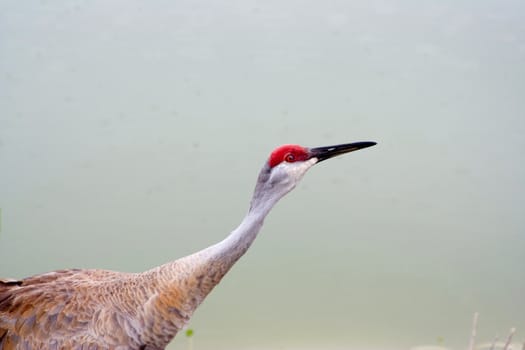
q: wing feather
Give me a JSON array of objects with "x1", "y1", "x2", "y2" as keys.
[{"x1": 0, "y1": 269, "x2": 146, "y2": 349}]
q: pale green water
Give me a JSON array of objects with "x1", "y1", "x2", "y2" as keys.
[{"x1": 1, "y1": 1, "x2": 524, "y2": 349}]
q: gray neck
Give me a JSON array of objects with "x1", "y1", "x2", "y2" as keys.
[
  {"x1": 172, "y1": 164, "x2": 294, "y2": 308},
  {"x1": 197, "y1": 163, "x2": 287, "y2": 276}
]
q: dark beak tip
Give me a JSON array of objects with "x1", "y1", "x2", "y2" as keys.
[
  {"x1": 310, "y1": 140, "x2": 377, "y2": 162},
  {"x1": 361, "y1": 141, "x2": 377, "y2": 148}
]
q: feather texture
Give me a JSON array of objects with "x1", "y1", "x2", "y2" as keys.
[{"x1": 0, "y1": 254, "x2": 244, "y2": 349}]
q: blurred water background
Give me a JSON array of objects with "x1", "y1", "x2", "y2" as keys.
[{"x1": 1, "y1": 1, "x2": 524, "y2": 349}]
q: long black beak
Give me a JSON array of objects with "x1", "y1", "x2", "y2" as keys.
[{"x1": 309, "y1": 141, "x2": 376, "y2": 163}]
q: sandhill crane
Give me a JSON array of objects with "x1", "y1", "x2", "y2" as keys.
[{"x1": 0, "y1": 141, "x2": 376, "y2": 349}]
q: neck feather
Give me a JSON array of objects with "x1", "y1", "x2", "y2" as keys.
[
  {"x1": 200, "y1": 162, "x2": 291, "y2": 271},
  {"x1": 153, "y1": 164, "x2": 292, "y2": 315},
  {"x1": 142, "y1": 162, "x2": 317, "y2": 346},
  {"x1": 190, "y1": 171, "x2": 286, "y2": 286}
]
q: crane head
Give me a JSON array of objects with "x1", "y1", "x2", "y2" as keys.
[
  {"x1": 268, "y1": 141, "x2": 376, "y2": 173},
  {"x1": 251, "y1": 141, "x2": 376, "y2": 212}
]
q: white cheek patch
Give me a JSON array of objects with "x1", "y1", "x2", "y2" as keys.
[{"x1": 285, "y1": 158, "x2": 318, "y2": 181}]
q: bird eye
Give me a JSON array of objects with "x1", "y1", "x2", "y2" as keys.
[{"x1": 285, "y1": 153, "x2": 295, "y2": 162}]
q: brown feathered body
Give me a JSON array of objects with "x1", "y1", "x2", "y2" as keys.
[{"x1": 0, "y1": 248, "x2": 236, "y2": 350}]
